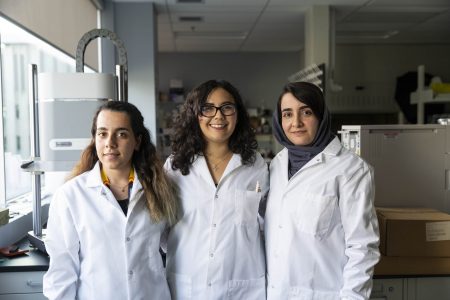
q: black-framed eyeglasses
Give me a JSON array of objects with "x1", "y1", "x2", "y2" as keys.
[{"x1": 200, "y1": 103, "x2": 236, "y2": 117}]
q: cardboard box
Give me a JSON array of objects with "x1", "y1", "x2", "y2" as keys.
[{"x1": 377, "y1": 207, "x2": 450, "y2": 257}]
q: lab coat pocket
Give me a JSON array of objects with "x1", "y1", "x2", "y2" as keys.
[
  {"x1": 294, "y1": 193, "x2": 335, "y2": 238},
  {"x1": 226, "y1": 275, "x2": 266, "y2": 300},
  {"x1": 289, "y1": 286, "x2": 338, "y2": 300},
  {"x1": 235, "y1": 190, "x2": 260, "y2": 227},
  {"x1": 167, "y1": 272, "x2": 192, "y2": 299}
]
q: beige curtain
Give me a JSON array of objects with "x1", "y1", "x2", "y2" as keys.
[{"x1": 0, "y1": 0, "x2": 98, "y2": 69}]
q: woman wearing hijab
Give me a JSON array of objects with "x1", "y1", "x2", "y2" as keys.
[{"x1": 265, "y1": 82, "x2": 380, "y2": 300}]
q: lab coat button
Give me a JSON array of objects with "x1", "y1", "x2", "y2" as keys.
[
  {"x1": 212, "y1": 223, "x2": 216, "y2": 227},
  {"x1": 278, "y1": 224, "x2": 283, "y2": 229},
  {"x1": 208, "y1": 282, "x2": 212, "y2": 287},
  {"x1": 128, "y1": 270, "x2": 133, "y2": 276},
  {"x1": 210, "y1": 253, "x2": 214, "y2": 258},
  {"x1": 126, "y1": 237, "x2": 131, "y2": 242},
  {"x1": 215, "y1": 194, "x2": 218, "y2": 199}
]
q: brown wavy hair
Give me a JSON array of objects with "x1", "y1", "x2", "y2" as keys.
[
  {"x1": 171, "y1": 80, "x2": 257, "y2": 175},
  {"x1": 69, "y1": 101, "x2": 178, "y2": 224}
]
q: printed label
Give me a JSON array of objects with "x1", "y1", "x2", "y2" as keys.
[{"x1": 426, "y1": 221, "x2": 450, "y2": 242}]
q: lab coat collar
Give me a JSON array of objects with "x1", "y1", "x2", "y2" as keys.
[
  {"x1": 321, "y1": 136, "x2": 342, "y2": 156},
  {"x1": 279, "y1": 136, "x2": 342, "y2": 181},
  {"x1": 85, "y1": 162, "x2": 143, "y2": 201},
  {"x1": 194, "y1": 153, "x2": 242, "y2": 187}
]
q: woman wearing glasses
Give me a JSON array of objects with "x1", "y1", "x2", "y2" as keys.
[{"x1": 164, "y1": 80, "x2": 269, "y2": 299}]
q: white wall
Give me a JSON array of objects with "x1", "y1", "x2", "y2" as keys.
[{"x1": 157, "y1": 52, "x2": 303, "y2": 110}]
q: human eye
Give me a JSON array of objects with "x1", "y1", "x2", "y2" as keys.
[
  {"x1": 301, "y1": 108, "x2": 313, "y2": 117},
  {"x1": 201, "y1": 105, "x2": 215, "y2": 116},
  {"x1": 221, "y1": 104, "x2": 236, "y2": 115},
  {"x1": 117, "y1": 130, "x2": 129, "y2": 138},
  {"x1": 281, "y1": 111, "x2": 292, "y2": 118},
  {"x1": 96, "y1": 130, "x2": 107, "y2": 137}
]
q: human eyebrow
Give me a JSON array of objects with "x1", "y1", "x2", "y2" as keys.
[{"x1": 281, "y1": 108, "x2": 293, "y2": 112}]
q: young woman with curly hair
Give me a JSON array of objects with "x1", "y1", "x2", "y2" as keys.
[
  {"x1": 164, "y1": 80, "x2": 269, "y2": 299},
  {"x1": 44, "y1": 101, "x2": 178, "y2": 300}
]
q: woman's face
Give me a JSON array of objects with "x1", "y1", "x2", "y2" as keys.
[
  {"x1": 95, "y1": 110, "x2": 141, "y2": 174},
  {"x1": 198, "y1": 87, "x2": 237, "y2": 146},
  {"x1": 280, "y1": 92, "x2": 319, "y2": 146}
]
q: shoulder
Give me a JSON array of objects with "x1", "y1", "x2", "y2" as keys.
[
  {"x1": 269, "y1": 148, "x2": 287, "y2": 169},
  {"x1": 163, "y1": 155, "x2": 174, "y2": 171}
]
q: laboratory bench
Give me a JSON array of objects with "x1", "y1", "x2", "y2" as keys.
[{"x1": 0, "y1": 238, "x2": 48, "y2": 300}]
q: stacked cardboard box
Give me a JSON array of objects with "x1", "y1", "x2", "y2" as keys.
[{"x1": 374, "y1": 207, "x2": 450, "y2": 276}]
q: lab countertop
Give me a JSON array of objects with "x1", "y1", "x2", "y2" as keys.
[{"x1": 0, "y1": 238, "x2": 49, "y2": 272}]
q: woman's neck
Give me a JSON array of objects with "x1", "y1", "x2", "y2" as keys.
[
  {"x1": 204, "y1": 143, "x2": 231, "y2": 159},
  {"x1": 102, "y1": 166, "x2": 131, "y2": 185}
]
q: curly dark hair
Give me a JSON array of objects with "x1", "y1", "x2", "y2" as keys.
[{"x1": 171, "y1": 80, "x2": 257, "y2": 175}]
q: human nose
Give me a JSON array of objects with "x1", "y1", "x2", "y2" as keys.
[
  {"x1": 105, "y1": 134, "x2": 117, "y2": 148},
  {"x1": 292, "y1": 112, "x2": 304, "y2": 128},
  {"x1": 213, "y1": 107, "x2": 225, "y2": 118}
]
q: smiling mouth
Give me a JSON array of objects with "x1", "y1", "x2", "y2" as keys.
[
  {"x1": 103, "y1": 153, "x2": 119, "y2": 157},
  {"x1": 210, "y1": 124, "x2": 227, "y2": 129},
  {"x1": 291, "y1": 131, "x2": 306, "y2": 135}
]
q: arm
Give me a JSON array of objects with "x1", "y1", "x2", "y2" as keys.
[
  {"x1": 339, "y1": 164, "x2": 380, "y2": 300},
  {"x1": 43, "y1": 189, "x2": 80, "y2": 300}
]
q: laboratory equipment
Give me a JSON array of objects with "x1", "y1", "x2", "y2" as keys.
[
  {"x1": 340, "y1": 124, "x2": 450, "y2": 214},
  {"x1": 22, "y1": 29, "x2": 128, "y2": 252}
]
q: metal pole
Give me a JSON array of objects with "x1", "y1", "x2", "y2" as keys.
[
  {"x1": 116, "y1": 64, "x2": 127, "y2": 102},
  {"x1": 29, "y1": 64, "x2": 42, "y2": 237}
]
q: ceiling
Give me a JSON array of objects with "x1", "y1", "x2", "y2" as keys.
[{"x1": 113, "y1": 0, "x2": 450, "y2": 52}]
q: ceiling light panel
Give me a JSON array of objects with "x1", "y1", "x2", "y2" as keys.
[
  {"x1": 343, "y1": 11, "x2": 439, "y2": 23},
  {"x1": 176, "y1": 0, "x2": 204, "y2": 3},
  {"x1": 171, "y1": 12, "x2": 260, "y2": 24},
  {"x1": 178, "y1": 16, "x2": 204, "y2": 22}
]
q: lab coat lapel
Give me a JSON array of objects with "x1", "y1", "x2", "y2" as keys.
[
  {"x1": 221, "y1": 153, "x2": 242, "y2": 182},
  {"x1": 195, "y1": 155, "x2": 217, "y2": 187},
  {"x1": 195, "y1": 153, "x2": 242, "y2": 187}
]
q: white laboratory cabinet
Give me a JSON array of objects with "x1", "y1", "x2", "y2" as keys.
[
  {"x1": 340, "y1": 124, "x2": 450, "y2": 213},
  {"x1": 371, "y1": 277, "x2": 450, "y2": 300},
  {"x1": 0, "y1": 271, "x2": 46, "y2": 300}
]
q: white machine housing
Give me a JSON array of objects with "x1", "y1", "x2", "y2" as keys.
[
  {"x1": 37, "y1": 73, "x2": 115, "y2": 168},
  {"x1": 340, "y1": 124, "x2": 450, "y2": 213}
]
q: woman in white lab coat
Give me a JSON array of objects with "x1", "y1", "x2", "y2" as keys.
[
  {"x1": 43, "y1": 101, "x2": 178, "y2": 300},
  {"x1": 164, "y1": 80, "x2": 269, "y2": 299},
  {"x1": 265, "y1": 82, "x2": 380, "y2": 300}
]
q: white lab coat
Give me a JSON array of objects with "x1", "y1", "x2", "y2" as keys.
[
  {"x1": 265, "y1": 137, "x2": 380, "y2": 300},
  {"x1": 163, "y1": 153, "x2": 269, "y2": 300},
  {"x1": 43, "y1": 162, "x2": 171, "y2": 300}
]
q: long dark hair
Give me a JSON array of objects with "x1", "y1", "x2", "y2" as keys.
[
  {"x1": 171, "y1": 80, "x2": 257, "y2": 175},
  {"x1": 69, "y1": 101, "x2": 178, "y2": 224}
]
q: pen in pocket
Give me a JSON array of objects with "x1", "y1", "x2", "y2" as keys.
[{"x1": 255, "y1": 181, "x2": 261, "y2": 193}]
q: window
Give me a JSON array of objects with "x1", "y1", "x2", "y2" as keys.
[{"x1": 0, "y1": 15, "x2": 94, "y2": 208}]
